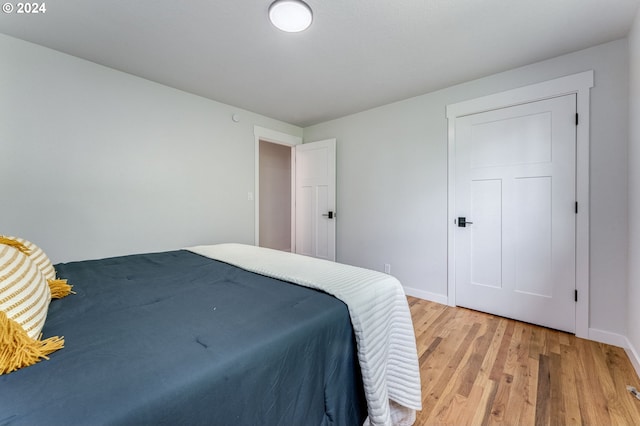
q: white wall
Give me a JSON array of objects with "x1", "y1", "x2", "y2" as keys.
[
  {"x1": 304, "y1": 39, "x2": 630, "y2": 336},
  {"x1": 0, "y1": 34, "x2": 302, "y2": 263},
  {"x1": 627, "y1": 8, "x2": 640, "y2": 370}
]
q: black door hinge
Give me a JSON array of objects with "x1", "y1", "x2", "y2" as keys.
[
  {"x1": 575, "y1": 290, "x2": 578, "y2": 302},
  {"x1": 575, "y1": 113, "x2": 579, "y2": 125},
  {"x1": 575, "y1": 202, "x2": 578, "y2": 214}
]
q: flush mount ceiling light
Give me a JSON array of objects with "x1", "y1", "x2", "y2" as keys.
[{"x1": 269, "y1": 0, "x2": 313, "y2": 33}]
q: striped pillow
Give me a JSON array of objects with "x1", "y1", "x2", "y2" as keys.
[
  {"x1": 0, "y1": 236, "x2": 73, "y2": 299},
  {"x1": 0, "y1": 244, "x2": 64, "y2": 375},
  {"x1": 0, "y1": 244, "x2": 51, "y2": 339},
  {"x1": 2, "y1": 236, "x2": 55, "y2": 280}
]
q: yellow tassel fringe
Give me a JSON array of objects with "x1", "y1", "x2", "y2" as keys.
[
  {"x1": 0, "y1": 310, "x2": 64, "y2": 375},
  {"x1": 47, "y1": 278, "x2": 75, "y2": 299},
  {"x1": 0, "y1": 236, "x2": 31, "y2": 255}
]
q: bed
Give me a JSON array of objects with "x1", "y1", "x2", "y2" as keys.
[{"x1": 0, "y1": 243, "x2": 421, "y2": 425}]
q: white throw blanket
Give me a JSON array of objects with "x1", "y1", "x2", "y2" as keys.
[{"x1": 186, "y1": 244, "x2": 422, "y2": 426}]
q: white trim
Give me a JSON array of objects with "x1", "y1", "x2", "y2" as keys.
[
  {"x1": 403, "y1": 286, "x2": 449, "y2": 305},
  {"x1": 445, "y1": 71, "x2": 594, "y2": 118},
  {"x1": 290, "y1": 149, "x2": 297, "y2": 252},
  {"x1": 253, "y1": 126, "x2": 302, "y2": 247},
  {"x1": 586, "y1": 327, "x2": 628, "y2": 348},
  {"x1": 625, "y1": 339, "x2": 640, "y2": 379},
  {"x1": 254, "y1": 126, "x2": 302, "y2": 146},
  {"x1": 446, "y1": 70, "x2": 594, "y2": 339}
]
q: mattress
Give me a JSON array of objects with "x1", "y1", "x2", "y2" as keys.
[{"x1": 0, "y1": 250, "x2": 367, "y2": 425}]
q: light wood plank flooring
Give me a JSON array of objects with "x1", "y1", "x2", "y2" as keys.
[{"x1": 408, "y1": 296, "x2": 640, "y2": 425}]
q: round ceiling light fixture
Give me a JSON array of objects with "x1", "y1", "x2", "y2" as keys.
[{"x1": 269, "y1": 0, "x2": 313, "y2": 33}]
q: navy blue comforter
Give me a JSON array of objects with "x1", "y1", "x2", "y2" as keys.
[{"x1": 0, "y1": 250, "x2": 366, "y2": 425}]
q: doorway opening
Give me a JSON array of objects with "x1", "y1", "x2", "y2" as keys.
[
  {"x1": 253, "y1": 126, "x2": 336, "y2": 260},
  {"x1": 258, "y1": 140, "x2": 292, "y2": 251},
  {"x1": 253, "y1": 125, "x2": 301, "y2": 252}
]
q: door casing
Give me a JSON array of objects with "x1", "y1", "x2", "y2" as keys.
[
  {"x1": 446, "y1": 71, "x2": 593, "y2": 339},
  {"x1": 254, "y1": 126, "x2": 301, "y2": 251}
]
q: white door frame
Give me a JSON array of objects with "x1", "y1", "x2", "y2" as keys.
[
  {"x1": 446, "y1": 70, "x2": 593, "y2": 339},
  {"x1": 253, "y1": 126, "x2": 302, "y2": 249}
]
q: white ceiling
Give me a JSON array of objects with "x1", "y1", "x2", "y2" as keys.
[{"x1": 1, "y1": 0, "x2": 638, "y2": 127}]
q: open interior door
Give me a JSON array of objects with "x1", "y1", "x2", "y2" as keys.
[{"x1": 294, "y1": 139, "x2": 336, "y2": 261}]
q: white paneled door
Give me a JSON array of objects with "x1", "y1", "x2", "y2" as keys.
[
  {"x1": 294, "y1": 139, "x2": 336, "y2": 261},
  {"x1": 454, "y1": 95, "x2": 577, "y2": 333}
]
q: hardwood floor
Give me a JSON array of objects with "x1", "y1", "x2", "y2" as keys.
[{"x1": 407, "y1": 296, "x2": 640, "y2": 425}]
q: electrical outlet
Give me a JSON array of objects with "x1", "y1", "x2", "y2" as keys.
[{"x1": 384, "y1": 264, "x2": 391, "y2": 274}]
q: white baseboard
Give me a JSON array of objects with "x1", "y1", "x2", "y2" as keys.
[
  {"x1": 588, "y1": 327, "x2": 629, "y2": 348},
  {"x1": 403, "y1": 286, "x2": 448, "y2": 305},
  {"x1": 625, "y1": 338, "x2": 640, "y2": 380}
]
